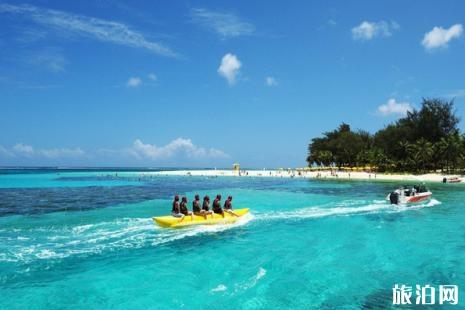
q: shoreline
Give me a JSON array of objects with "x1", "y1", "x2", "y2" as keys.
[{"x1": 148, "y1": 169, "x2": 463, "y2": 183}]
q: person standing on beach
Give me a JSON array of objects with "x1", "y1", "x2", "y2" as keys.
[{"x1": 213, "y1": 194, "x2": 224, "y2": 218}]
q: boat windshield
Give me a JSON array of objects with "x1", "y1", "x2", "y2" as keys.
[
  {"x1": 398, "y1": 185, "x2": 428, "y2": 195},
  {"x1": 413, "y1": 185, "x2": 428, "y2": 193}
]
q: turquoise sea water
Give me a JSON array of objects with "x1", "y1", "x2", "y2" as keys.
[{"x1": 0, "y1": 169, "x2": 464, "y2": 309}]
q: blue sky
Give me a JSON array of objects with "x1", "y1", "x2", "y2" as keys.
[{"x1": 1, "y1": 0, "x2": 464, "y2": 168}]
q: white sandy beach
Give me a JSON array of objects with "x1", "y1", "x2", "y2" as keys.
[{"x1": 146, "y1": 169, "x2": 463, "y2": 183}]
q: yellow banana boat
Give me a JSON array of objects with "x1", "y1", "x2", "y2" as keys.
[{"x1": 153, "y1": 208, "x2": 249, "y2": 228}]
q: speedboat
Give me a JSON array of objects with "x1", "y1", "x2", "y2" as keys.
[
  {"x1": 387, "y1": 185, "x2": 432, "y2": 205},
  {"x1": 443, "y1": 177, "x2": 462, "y2": 183}
]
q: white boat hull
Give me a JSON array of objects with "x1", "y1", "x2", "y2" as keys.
[{"x1": 387, "y1": 190, "x2": 432, "y2": 204}]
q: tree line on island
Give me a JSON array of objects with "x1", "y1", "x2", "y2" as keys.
[{"x1": 307, "y1": 98, "x2": 465, "y2": 173}]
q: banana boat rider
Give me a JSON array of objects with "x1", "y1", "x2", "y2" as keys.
[
  {"x1": 202, "y1": 195, "x2": 211, "y2": 213},
  {"x1": 171, "y1": 195, "x2": 184, "y2": 221},
  {"x1": 224, "y1": 196, "x2": 239, "y2": 217},
  {"x1": 212, "y1": 194, "x2": 225, "y2": 218},
  {"x1": 180, "y1": 196, "x2": 195, "y2": 221},
  {"x1": 193, "y1": 194, "x2": 213, "y2": 219}
]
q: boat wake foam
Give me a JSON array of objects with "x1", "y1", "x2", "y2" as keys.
[
  {"x1": 210, "y1": 284, "x2": 227, "y2": 293},
  {"x1": 236, "y1": 267, "x2": 266, "y2": 291},
  {"x1": 210, "y1": 267, "x2": 267, "y2": 295},
  {"x1": 0, "y1": 214, "x2": 254, "y2": 264},
  {"x1": 0, "y1": 198, "x2": 440, "y2": 264},
  {"x1": 254, "y1": 198, "x2": 441, "y2": 222}
]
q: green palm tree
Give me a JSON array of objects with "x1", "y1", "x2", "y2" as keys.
[
  {"x1": 413, "y1": 138, "x2": 434, "y2": 173},
  {"x1": 438, "y1": 134, "x2": 463, "y2": 172},
  {"x1": 398, "y1": 141, "x2": 414, "y2": 171}
]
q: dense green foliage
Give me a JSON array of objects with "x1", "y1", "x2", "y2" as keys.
[{"x1": 307, "y1": 98, "x2": 465, "y2": 173}]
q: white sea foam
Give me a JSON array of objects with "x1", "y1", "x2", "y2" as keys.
[
  {"x1": 391, "y1": 198, "x2": 441, "y2": 211},
  {"x1": 256, "y1": 267, "x2": 266, "y2": 279},
  {"x1": 0, "y1": 198, "x2": 440, "y2": 264},
  {"x1": 255, "y1": 198, "x2": 441, "y2": 222},
  {"x1": 72, "y1": 224, "x2": 93, "y2": 234},
  {"x1": 0, "y1": 214, "x2": 254, "y2": 263},
  {"x1": 36, "y1": 249, "x2": 59, "y2": 259},
  {"x1": 257, "y1": 204, "x2": 389, "y2": 221},
  {"x1": 234, "y1": 267, "x2": 267, "y2": 292},
  {"x1": 210, "y1": 284, "x2": 227, "y2": 293}
]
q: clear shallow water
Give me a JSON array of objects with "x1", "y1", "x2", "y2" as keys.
[{"x1": 0, "y1": 170, "x2": 464, "y2": 309}]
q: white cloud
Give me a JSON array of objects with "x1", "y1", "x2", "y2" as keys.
[
  {"x1": 327, "y1": 19, "x2": 337, "y2": 27},
  {"x1": 0, "y1": 3, "x2": 175, "y2": 57},
  {"x1": 422, "y1": 24, "x2": 463, "y2": 50},
  {"x1": 148, "y1": 73, "x2": 157, "y2": 81},
  {"x1": 0, "y1": 146, "x2": 14, "y2": 157},
  {"x1": 446, "y1": 89, "x2": 465, "y2": 98},
  {"x1": 126, "y1": 77, "x2": 142, "y2": 88},
  {"x1": 265, "y1": 76, "x2": 278, "y2": 86},
  {"x1": 26, "y1": 48, "x2": 67, "y2": 73},
  {"x1": 352, "y1": 21, "x2": 399, "y2": 40},
  {"x1": 0, "y1": 140, "x2": 227, "y2": 164},
  {"x1": 191, "y1": 8, "x2": 255, "y2": 38},
  {"x1": 38, "y1": 148, "x2": 85, "y2": 159},
  {"x1": 17, "y1": 28, "x2": 48, "y2": 43},
  {"x1": 13, "y1": 143, "x2": 34, "y2": 156},
  {"x1": 130, "y1": 138, "x2": 228, "y2": 160},
  {"x1": 218, "y1": 53, "x2": 241, "y2": 85},
  {"x1": 1, "y1": 143, "x2": 85, "y2": 159},
  {"x1": 377, "y1": 98, "x2": 413, "y2": 117}
]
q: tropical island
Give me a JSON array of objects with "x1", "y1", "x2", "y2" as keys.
[
  {"x1": 307, "y1": 98, "x2": 464, "y2": 174},
  {"x1": 148, "y1": 98, "x2": 464, "y2": 183}
]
